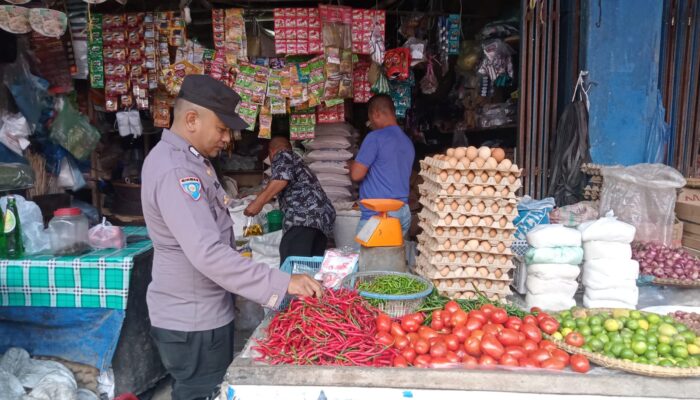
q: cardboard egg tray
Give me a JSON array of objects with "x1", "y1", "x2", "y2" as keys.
[
  {"x1": 419, "y1": 221, "x2": 516, "y2": 241},
  {"x1": 419, "y1": 197, "x2": 518, "y2": 217},
  {"x1": 419, "y1": 167, "x2": 522, "y2": 187},
  {"x1": 437, "y1": 288, "x2": 511, "y2": 302},
  {"x1": 419, "y1": 174, "x2": 523, "y2": 195},
  {"x1": 417, "y1": 233, "x2": 513, "y2": 253},
  {"x1": 420, "y1": 194, "x2": 517, "y2": 209},
  {"x1": 418, "y1": 209, "x2": 517, "y2": 229},
  {"x1": 422, "y1": 157, "x2": 522, "y2": 175},
  {"x1": 416, "y1": 243, "x2": 514, "y2": 264},
  {"x1": 414, "y1": 259, "x2": 514, "y2": 280},
  {"x1": 430, "y1": 277, "x2": 512, "y2": 292},
  {"x1": 418, "y1": 181, "x2": 519, "y2": 199}
]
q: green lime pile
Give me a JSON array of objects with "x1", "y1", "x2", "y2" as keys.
[{"x1": 553, "y1": 308, "x2": 700, "y2": 368}]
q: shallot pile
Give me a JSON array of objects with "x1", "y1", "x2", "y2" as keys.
[
  {"x1": 670, "y1": 311, "x2": 700, "y2": 335},
  {"x1": 632, "y1": 242, "x2": 700, "y2": 281}
]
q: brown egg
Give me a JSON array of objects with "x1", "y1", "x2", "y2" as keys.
[
  {"x1": 487, "y1": 255, "x2": 495, "y2": 263},
  {"x1": 475, "y1": 227, "x2": 484, "y2": 236},
  {"x1": 507, "y1": 175, "x2": 517, "y2": 184},
  {"x1": 485, "y1": 158, "x2": 498, "y2": 169},
  {"x1": 454, "y1": 147, "x2": 467, "y2": 159},
  {"x1": 499, "y1": 217, "x2": 507, "y2": 227},
  {"x1": 497, "y1": 243, "x2": 506, "y2": 253},
  {"x1": 471, "y1": 186, "x2": 484, "y2": 196},
  {"x1": 474, "y1": 253, "x2": 482, "y2": 263},
  {"x1": 439, "y1": 171, "x2": 449, "y2": 182},
  {"x1": 440, "y1": 267, "x2": 451, "y2": 277},
  {"x1": 461, "y1": 253, "x2": 469, "y2": 263},
  {"x1": 503, "y1": 231, "x2": 511, "y2": 239},
  {"x1": 484, "y1": 280, "x2": 493, "y2": 289},
  {"x1": 489, "y1": 229, "x2": 497, "y2": 238},
  {"x1": 459, "y1": 157, "x2": 470, "y2": 168},
  {"x1": 447, "y1": 185, "x2": 456, "y2": 194},
  {"x1": 492, "y1": 148, "x2": 506, "y2": 162},
  {"x1": 474, "y1": 158, "x2": 486, "y2": 168},
  {"x1": 505, "y1": 204, "x2": 514, "y2": 213},
  {"x1": 477, "y1": 202, "x2": 486, "y2": 212},
  {"x1": 491, "y1": 203, "x2": 500, "y2": 213},
  {"x1": 478, "y1": 267, "x2": 489, "y2": 277},
  {"x1": 449, "y1": 227, "x2": 458, "y2": 236},
  {"x1": 499, "y1": 159, "x2": 513, "y2": 170},
  {"x1": 501, "y1": 188, "x2": 510, "y2": 197},
  {"x1": 462, "y1": 227, "x2": 470, "y2": 235},
  {"x1": 464, "y1": 202, "x2": 472, "y2": 211},
  {"x1": 435, "y1": 227, "x2": 444, "y2": 235},
  {"x1": 443, "y1": 239, "x2": 452, "y2": 249},
  {"x1": 437, "y1": 200, "x2": 445, "y2": 211},
  {"x1": 467, "y1": 171, "x2": 476, "y2": 182},
  {"x1": 494, "y1": 172, "x2": 503, "y2": 184},
  {"x1": 450, "y1": 201, "x2": 459, "y2": 211},
  {"x1": 466, "y1": 146, "x2": 478, "y2": 161},
  {"x1": 448, "y1": 252, "x2": 457, "y2": 262},
  {"x1": 467, "y1": 239, "x2": 479, "y2": 250},
  {"x1": 460, "y1": 186, "x2": 469, "y2": 196},
  {"x1": 480, "y1": 172, "x2": 489, "y2": 182},
  {"x1": 448, "y1": 157, "x2": 458, "y2": 168},
  {"x1": 446, "y1": 148, "x2": 455, "y2": 157},
  {"x1": 459, "y1": 279, "x2": 467, "y2": 287},
  {"x1": 458, "y1": 215, "x2": 467, "y2": 225},
  {"x1": 494, "y1": 269, "x2": 503, "y2": 278},
  {"x1": 484, "y1": 187, "x2": 496, "y2": 197},
  {"x1": 481, "y1": 241, "x2": 492, "y2": 251},
  {"x1": 483, "y1": 216, "x2": 494, "y2": 226},
  {"x1": 465, "y1": 266, "x2": 477, "y2": 275},
  {"x1": 470, "y1": 216, "x2": 480, "y2": 225},
  {"x1": 453, "y1": 171, "x2": 462, "y2": 181},
  {"x1": 444, "y1": 215, "x2": 453, "y2": 224},
  {"x1": 500, "y1": 255, "x2": 508, "y2": 264},
  {"x1": 478, "y1": 146, "x2": 492, "y2": 159},
  {"x1": 457, "y1": 239, "x2": 466, "y2": 249}
]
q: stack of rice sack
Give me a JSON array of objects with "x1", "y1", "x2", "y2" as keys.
[
  {"x1": 525, "y1": 225, "x2": 583, "y2": 311},
  {"x1": 415, "y1": 146, "x2": 521, "y2": 301},
  {"x1": 303, "y1": 123, "x2": 359, "y2": 202},
  {"x1": 579, "y1": 212, "x2": 638, "y2": 309}
]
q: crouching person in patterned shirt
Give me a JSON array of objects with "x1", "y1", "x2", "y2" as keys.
[{"x1": 245, "y1": 137, "x2": 336, "y2": 263}]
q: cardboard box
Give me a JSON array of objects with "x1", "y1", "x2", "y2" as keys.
[
  {"x1": 683, "y1": 220, "x2": 700, "y2": 236},
  {"x1": 682, "y1": 231, "x2": 700, "y2": 251},
  {"x1": 676, "y1": 187, "x2": 700, "y2": 224}
]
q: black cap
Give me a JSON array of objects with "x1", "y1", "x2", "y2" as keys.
[{"x1": 177, "y1": 75, "x2": 249, "y2": 131}]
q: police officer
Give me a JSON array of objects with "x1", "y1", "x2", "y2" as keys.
[{"x1": 141, "y1": 75, "x2": 322, "y2": 400}]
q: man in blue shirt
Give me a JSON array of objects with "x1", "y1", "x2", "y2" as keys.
[{"x1": 350, "y1": 94, "x2": 415, "y2": 237}]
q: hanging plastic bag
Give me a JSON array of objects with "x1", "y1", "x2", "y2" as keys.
[
  {"x1": 371, "y1": 71, "x2": 390, "y2": 95},
  {"x1": 0, "y1": 112, "x2": 31, "y2": 156},
  {"x1": 50, "y1": 97, "x2": 100, "y2": 160},
  {"x1": 243, "y1": 215, "x2": 264, "y2": 237},
  {"x1": 88, "y1": 217, "x2": 126, "y2": 249},
  {"x1": 2, "y1": 53, "x2": 53, "y2": 131},
  {"x1": 369, "y1": 20, "x2": 385, "y2": 65},
  {"x1": 0, "y1": 163, "x2": 34, "y2": 191},
  {"x1": 600, "y1": 164, "x2": 686, "y2": 245},
  {"x1": 57, "y1": 156, "x2": 86, "y2": 191},
  {"x1": 644, "y1": 91, "x2": 670, "y2": 164},
  {"x1": 419, "y1": 59, "x2": 438, "y2": 94}
]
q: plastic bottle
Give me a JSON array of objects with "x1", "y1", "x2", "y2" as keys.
[{"x1": 4, "y1": 196, "x2": 24, "y2": 259}]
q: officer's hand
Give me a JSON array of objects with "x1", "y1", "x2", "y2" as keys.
[
  {"x1": 244, "y1": 202, "x2": 262, "y2": 217},
  {"x1": 287, "y1": 274, "x2": 323, "y2": 299}
]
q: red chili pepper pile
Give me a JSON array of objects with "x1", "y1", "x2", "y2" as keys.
[{"x1": 254, "y1": 289, "x2": 398, "y2": 366}]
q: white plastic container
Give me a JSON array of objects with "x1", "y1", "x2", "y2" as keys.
[{"x1": 49, "y1": 207, "x2": 89, "y2": 256}]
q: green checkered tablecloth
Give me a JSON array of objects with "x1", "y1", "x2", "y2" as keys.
[{"x1": 0, "y1": 226, "x2": 152, "y2": 310}]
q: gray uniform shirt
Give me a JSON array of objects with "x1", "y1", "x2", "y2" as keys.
[{"x1": 141, "y1": 129, "x2": 290, "y2": 332}]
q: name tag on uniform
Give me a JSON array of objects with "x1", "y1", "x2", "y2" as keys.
[{"x1": 179, "y1": 177, "x2": 202, "y2": 200}]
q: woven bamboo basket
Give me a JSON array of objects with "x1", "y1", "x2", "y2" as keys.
[
  {"x1": 652, "y1": 277, "x2": 700, "y2": 288},
  {"x1": 548, "y1": 308, "x2": 700, "y2": 378}
]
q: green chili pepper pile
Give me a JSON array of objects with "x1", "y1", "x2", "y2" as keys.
[{"x1": 355, "y1": 275, "x2": 428, "y2": 307}]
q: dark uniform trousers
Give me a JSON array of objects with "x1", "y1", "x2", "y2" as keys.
[
  {"x1": 279, "y1": 226, "x2": 328, "y2": 264},
  {"x1": 151, "y1": 321, "x2": 234, "y2": 400}
]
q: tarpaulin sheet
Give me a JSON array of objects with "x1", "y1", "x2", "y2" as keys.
[{"x1": 0, "y1": 306, "x2": 125, "y2": 371}]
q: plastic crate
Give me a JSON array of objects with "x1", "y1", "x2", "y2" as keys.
[
  {"x1": 279, "y1": 256, "x2": 323, "y2": 310},
  {"x1": 341, "y1": 271, "x2": 433, "y2": 318}
]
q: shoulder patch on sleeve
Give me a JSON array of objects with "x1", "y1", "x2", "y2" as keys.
[{"x1": 179, "y1": 177, "x2": 202, "y2": 200}]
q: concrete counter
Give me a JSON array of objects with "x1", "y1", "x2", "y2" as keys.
[{"x1": 224, "y1": 356, "x2": 700, "y2": 399}]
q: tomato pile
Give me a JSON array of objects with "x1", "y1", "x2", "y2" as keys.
[{"x1": 377, "y1": 301, "x2": 590, "y2": 372}]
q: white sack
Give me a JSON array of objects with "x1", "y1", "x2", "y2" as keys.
[
  {"x1": 527, "y1": 263, "x2": 581, "y2": 280},
  {"x1": 250, "y1": 230, "x2": 284, "y2": 270},
  {"x1": 525, "y1": 246, "x2": 584, "y2": 265},
  {"x1": 578, "y1": 211, "x2": 636, "y2": 243},
  {"x1": 314, "y1": 122, "x2": 353, "y2": 137},
  {"x1": 309, "y1": 161, "x2": 349, "y2": 175},
  {"x1": 526, "y1": 293, "x2": 576, "y2": 312},
  {"x1": 526, "y1": 224, "x2": 582, "y2": 248},
  {"x1": 304, "y1": 136, "x2": 352, "y2": 150},
  {"x1": 323, "y1": 186, "x2": 352, "y2": 201},
  {"x1": 583, "y1": 259, "x2": 640, "y2": 282},
  {"x1": 583, "y1": 241, "x2": 632, "y2": 261},
  {"x1": 583, "y1": 294, "x2": 636, "y2": 310},
  {"x1": 317, "y1": 173, "x2": 352, "y2": 187},
  {"x1": 526, "y1": 275, "x2": 578, "y2": 297},
  {"x1": 585, "y1": 286, "x2": 639, "y2": 305},
  {"x1": 305, "y1": 149, "x2": 354, "y2": 162}
]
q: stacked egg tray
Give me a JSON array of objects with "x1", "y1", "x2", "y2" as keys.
[{"x1": 415, "y1": 147, "x2": 521, "y2": 302}]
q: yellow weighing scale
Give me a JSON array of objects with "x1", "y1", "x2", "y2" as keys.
[{"x1": 355, "y1": 199, "x2": 407, "y2": 272}]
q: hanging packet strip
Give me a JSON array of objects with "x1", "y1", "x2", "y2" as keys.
[
  {"x1": 258, "y1": 104, "x2": 272, "y2": 140},
  {"x1": 88, "y1": 13, "x2": 104, "y2": 89},
  {"x1": 236, "y1": 101, "x2": 259, "y2": 131},
  {"x1": 307, "y1": 56, "x2": 326, "y2": 106},
  {"x1": 389, "y1": 71, "x2": 414, "y2": 117},
  {"x1": 289, "y1": 108, "x2": 316, "y2": 141},
  {"x1": 351, "y1": 9, "x2": 385, "y2": 55},
  {"x1": 273, "y1": 8, "x2": 322, "y2": 55},
  {"x1": 234, "y1": 62, "x2": 269, "y2": 105}
]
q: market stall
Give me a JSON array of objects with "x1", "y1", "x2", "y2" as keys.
[{"x1": 0, "y1": 227, "x2": 164, "y2": 396}]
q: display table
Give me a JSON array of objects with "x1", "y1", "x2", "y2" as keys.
[
  {"x1": 0, "y1": 227, "x2": 166, "y2": 395},
  {"x1": 221, "y1": 315, "x2": 700, "y2": 400}
]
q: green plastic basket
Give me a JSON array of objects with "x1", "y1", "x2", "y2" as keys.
[{"x1": 341, "y1": 271, "x2": 433, "y2": 318}]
